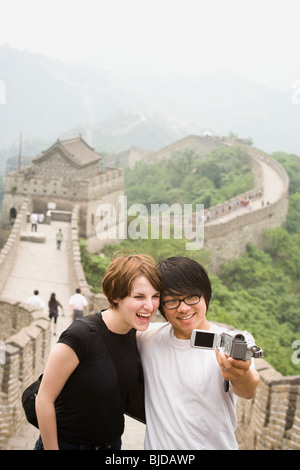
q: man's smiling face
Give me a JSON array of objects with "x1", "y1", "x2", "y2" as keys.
[{"x1": 161, "y1": 292, "x2": 211, "y2": 339}]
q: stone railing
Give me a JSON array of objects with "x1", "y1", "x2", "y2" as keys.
[
  {"x1": 67, "y1": 205, "x2": 108, "y2": 314},
  {"x1": 203, "y1": 153, "x2": 289, "y2": 271},
  {"x1": 0, "y1": 200, "x2": 30, "y2": 292},
  {"x1": 0, "y1": 299, "x2": 50, "y2": 448},
  {"x1": 236, "y1": 358, "x2": 300, "y2": 450}
]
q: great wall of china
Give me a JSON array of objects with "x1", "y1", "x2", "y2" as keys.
[{"x1": 0, "y1": 135, "x2": 299, "y2": 450}]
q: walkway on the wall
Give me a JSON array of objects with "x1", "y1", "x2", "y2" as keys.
[
  {"x1": 1, "y1": 220, "x2": 72, "y2": 345},
  {"x1": 206, "y1": 158, "x2": 286, "y2": 226},
  {"x1": 1, "y1": 220, "x2": 145, "y2": 450}
]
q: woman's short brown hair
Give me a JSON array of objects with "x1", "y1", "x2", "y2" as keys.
[{"x1": 102, "y1": 253, "x2": 162, "y2": 309}]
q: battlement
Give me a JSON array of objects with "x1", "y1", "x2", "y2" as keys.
[
  {"x1": 0, "y1": 299, "x2": 50, "y2": 448},
  {"x1": 236, "y1": 359, "x2": 300, "y2": 450},
  {"x1": 3, "y1": 166, "x2": 123, "y2": 204}
]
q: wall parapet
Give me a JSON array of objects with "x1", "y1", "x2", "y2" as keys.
[
  {"x1": 236, "y1": 358, "x2": 300, "y2": 450},
  {"x1": 67, "y1": 205, "x2": 95, "y2": 311},
  {"x1": 203, "y1": 152, "x2": 289, "y2": 271},
  {"x1": 0, "y1": 200, "x2": 30, "y2": 293},
  {"x1": 0, "y1": 299, "x2": 50, "y2": 448},
  {"x1": 67, "y1": 204, "x2": 110, "y2": 314}
]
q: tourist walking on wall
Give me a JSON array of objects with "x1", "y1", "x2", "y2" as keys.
[
  {"x1": 34, "y1": 253, "x2": 162, "y2": 450},
  {"x1": 69, "y1": 288, "x2": 88, "y2": 321},
  {"x1": 30, "y1": 212, "x2": 38, "y2": 232},
  {"x1": 48, "y1": 293, "x2": 64, "y2": 336},
  {"x1": 136, "y1": 256, "x2": 260, "y2": 450},
  {"x1": 56, "y1": 229, "x2": 63, "y2": 250},
  {"x1": 26, "y1": 290, "x2": 44, "y2": 310},
  {"x1": 38, "y1": 213, "x2": 45, "y2": 224}
]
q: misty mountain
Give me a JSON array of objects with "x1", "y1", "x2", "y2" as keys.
[
  {"x1": 123, "y1": 72, "x2": 300, "y2": 155},
  {"x1": 0, "y1": 44, "x2": 134, "y2": 149},
  {"x1": 60, "y1": 106, "x2": 201, "y2": 153},
  {"x1": 1, "y1": 44, "x2": 300, "y2": 160}
]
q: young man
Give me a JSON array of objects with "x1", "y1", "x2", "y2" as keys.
[
  {"x1": 69, "y1": 288, "x2": 88, "y2": 321},
  {"x1": 136, "y1": 256, "x2": 260, "y2": 450},
  {"x1": 56, "y1": 229, "x2": 63, "y2": 250},
  {"x1": 26, "y1": 289, "x2": 45, "y2": 310}
]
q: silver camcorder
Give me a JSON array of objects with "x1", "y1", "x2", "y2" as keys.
[{"x1": 190, "y1": 328, "x2": 264, "y2": 360}]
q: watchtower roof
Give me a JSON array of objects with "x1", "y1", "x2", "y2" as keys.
[{"x1": 33, "y1": 135, "x2": 101, "y2": 167}]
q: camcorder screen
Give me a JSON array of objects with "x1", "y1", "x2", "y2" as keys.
[{"x1": 194, "y1": 331, "x2": 215, "y2": 348}]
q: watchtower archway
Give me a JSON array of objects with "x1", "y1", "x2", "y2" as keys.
[{"x1": 9, "y1": 207, "x2": 17, "y2": 220}]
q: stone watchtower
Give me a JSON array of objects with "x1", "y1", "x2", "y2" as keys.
[{"x1": 1, "y1": 135, "x2": 124, "y2": 252}]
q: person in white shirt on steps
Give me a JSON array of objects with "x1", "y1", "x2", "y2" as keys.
[{"x1": 26, "y1": 289, "x2": 44, "y2": 310}]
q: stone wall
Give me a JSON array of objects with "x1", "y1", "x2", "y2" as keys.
[
  {"x1": 152, "y1": 134, "x2": 228, "y2": 162},
  {"x1": 1, "y1": 166, "x2": 123, "y2": 229},
  {"x1": 236, "y1": 359, "x2": 300, "y2": 450},
  {"x1": 67, "y1": 204, "x2": 94, "y2": 310},
  {"x1": 0, "y1": 200, "x2": 30, "y2": 292},
  {"x1": 67, "y1": 204, "x2": 110, "y2": 314},
  {"x1": 203, "y1": 153, "x2": 289, "y2": 272},
  {"x1": 0, "y1": 300, "x2": 50, "y2": 448},
  {"x1": 204, "y1": 191, "x2": 288, "y2": 272}
]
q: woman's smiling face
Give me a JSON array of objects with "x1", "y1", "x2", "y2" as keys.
[{"x1": 114, "y1": 276, "x2": 160, "y2": 332}]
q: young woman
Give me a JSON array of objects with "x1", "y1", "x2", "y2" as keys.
[
  {"x1": 48, "y1": 293, "x2": 64, "y2": 336},
  {"x1": 34, "y1": 253, "x2": 162, "y2": 450}
]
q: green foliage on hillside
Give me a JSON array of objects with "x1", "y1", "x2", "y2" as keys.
[
  {"x1": 79, "y1": 238, "x2": 110, "y2": 293},
  {"x1": 211, "y1": 240, "x2": 300, "y2": 375},
  {"x1": 125, "y1": 146, "x2": 254, "y2": 208}
]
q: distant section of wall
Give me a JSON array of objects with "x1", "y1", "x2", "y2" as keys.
[
  {"x1": 204, "y1": 153, "x2": 289, "y2": 272},
  {"x1": 205, "y1": 192, "x2": 288, "y2": 271},
  {"x1": 152, "y1": 134, "x2": 228, "y2": 162},
  {"x1": 0, "y1": 299, "x2": 50, "y2": 448}
]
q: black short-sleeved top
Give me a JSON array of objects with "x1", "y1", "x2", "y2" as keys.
[{"x1": 55, "y1": 312, "x2": 138, "y2": 445}]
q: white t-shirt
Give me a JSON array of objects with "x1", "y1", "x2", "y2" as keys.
[
  {"x1": 26, "y1": 295, "x2": 44, "y2": 309},
  {"x1": 69, "y1": 293, "x2": 88, "y2": 311},
  {"x1": 136, "y1": 322, "x2": 239, "y2": 450}
]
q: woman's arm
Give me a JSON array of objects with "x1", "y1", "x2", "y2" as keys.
[{"x1": 35, "y1": 343, "x2": 79, "y2": 450}]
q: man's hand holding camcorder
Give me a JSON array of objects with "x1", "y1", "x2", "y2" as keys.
[{"x1": 215, "y1": 348, "x2": 260, "y2": 399}]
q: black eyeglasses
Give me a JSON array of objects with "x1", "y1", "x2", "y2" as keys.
[{"x1": 162, "y1": 294, "x2": 201, "y2": 310}]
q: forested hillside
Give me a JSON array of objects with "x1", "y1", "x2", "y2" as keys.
[
  {"x1": 125, "y1": 146, "x2": 254, "y2": 208},
  {"x1": 80, "y1": 149, "x2": 300, "y2": 376}
]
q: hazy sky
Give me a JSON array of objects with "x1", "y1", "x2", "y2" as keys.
[{"x1": 0, "y1": 0, "x2": 300, "y2": 90}]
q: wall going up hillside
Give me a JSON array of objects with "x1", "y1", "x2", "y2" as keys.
[{"x1": 203, "y1": 153, "x2": 289, "y2": 272}]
